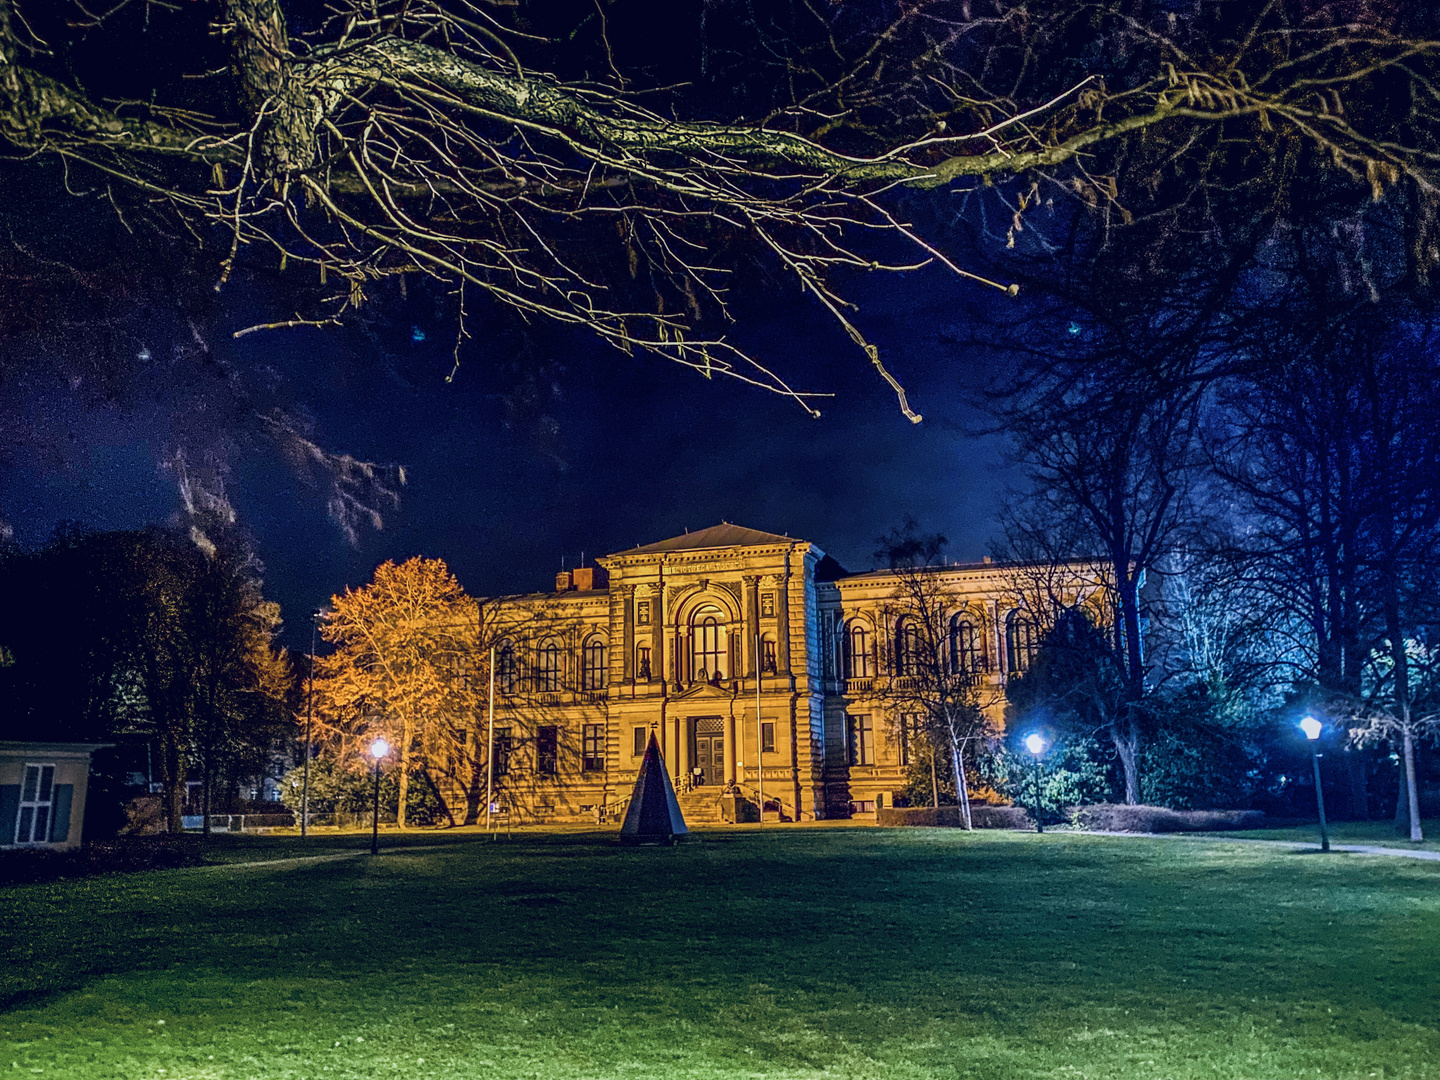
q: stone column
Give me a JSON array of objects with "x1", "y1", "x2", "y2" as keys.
[
  {"x1": 724, "y1": 712, "x2": 736, "y2": 785},
  {"x1": 673, "y1": 714, "x2": 686, "y2": 785}
]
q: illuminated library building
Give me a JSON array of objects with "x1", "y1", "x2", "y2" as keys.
[{"x1": 480, "y1": 523, "x2": 1096, "y2": 823}]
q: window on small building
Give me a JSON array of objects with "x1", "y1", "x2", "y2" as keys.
[
  {"x1": 761, "y1": 721, "x2": 776, "y2": 754},
  {"x1": 14, "y1": 764, "x2": 55, "y2": 845},
  {"x1": 582, "y1": 636, "x2": 607, "y2": 690},
  {"x1": 493, "y1": 728, "x2": 513, "y2": 776},
  {"x1": 848, "y1": 715, "x2": 874, "y2": 766},
  {"x1": 537, "y1": 725, "x2": 559, "y2": 775},
  {"x1": 843, "y1": 622, "x2": 872, "y2": 679},
  {"x1": 535, "y1": 641, "x2": 562, "y2": 691},
  {"x1": 633, "y1": 726, "x2": 648, "y2": 757},
  {"x1": 1006, "y1": 611, "x2": 1039, "y2": 674},
  {"x1": 582, "y1": 724, "x2": 605, "y2": 771}
]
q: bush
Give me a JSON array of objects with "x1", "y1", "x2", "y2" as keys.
[
  {"x1": 876, "y1": 805, "x2": 1033, "y2": 829},
  {"x1": 280, "y1": 756, "x2": 442, "y2": 825},
  {"x1": 0, "y1": 836, "x2": 204, "y2": 885},
  {"x1": 1070, "y1": 804, "x2": 1266, "y2": 833}
]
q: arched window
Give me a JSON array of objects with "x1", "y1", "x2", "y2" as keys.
[
  {"x1": 895, "y1": 618, "x2": 921, "y2": 676},
  {"x1": 1006, "y1": 611, "x2": 1039, "y2": 674},
  {"x1": 760, "y1": 634, "x2": 777, "y2": 674},
  {"x1": 692, "y1": 605, "x2": 726, "y2": 681},
  {"x1": 535, "y1": 640, "x2": 562, "y2": 692},
  {"x1": 949, "y1": 616, "x2": 983, "y2": 675},
  {"x1": 843, "y1": 621, "x2": 872, "y2": 679},
  {"x1": 582, "y1": 636, "x2": 607, "y2": 690},
  {"x1": 496, "y1": 642, "x2": 516, "y2": 692}
]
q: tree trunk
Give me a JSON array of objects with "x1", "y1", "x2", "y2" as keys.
[
  {"x1": 397, "y1": 714, "x2": 413, "y2": 830},
  {"x1": 1401, "y1": 727, "x2": 1423, "y2": 841},
  {"x1": 160, "y1": 733, "x2": 185, "y2": 834},
  {"x1": 201, "y1": 744, "x2": 211, "y2": 838},
  {"x1": 421, "y1": 766, "x2": 456, "y2": 828},
  {"x1": 1109, "y1": 714, "x2": 1140, "y2": 805},
  {"x1": 949, "y1": 733, "x2": 972, "y2": 830},
  {"x1": 929, "y1": 743, "x2": 939, "y2": 809}
]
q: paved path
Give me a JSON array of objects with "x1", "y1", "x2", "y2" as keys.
[{"x1": 1153, "y1": 833, "x2": 1440, "y2": 862}]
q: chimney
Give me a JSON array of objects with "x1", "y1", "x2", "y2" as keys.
[
  {"x1": 555, "y1": 570, "x2": 574, "y2": 592},
  {"x1": 572, "y1": 566, "x2": 608, "y2": 591}
]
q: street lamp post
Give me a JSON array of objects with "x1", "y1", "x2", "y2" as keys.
[
  {"x1": 1299, "y1": 715, "x2": 1330, "y2": 853},
  {"x1": 1024, "y1": 732, "x2": 1048, "y2": 833},
  {"x1": 369, "y1": 737, "x2": 390, "y2": 856},
  {"x1": 301, "y1": 608, "x2": 322, "y2": 838}
]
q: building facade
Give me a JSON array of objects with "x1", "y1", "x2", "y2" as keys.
[{"x1": 475, "y1": 524, "x2": 1106, "y2": 823}]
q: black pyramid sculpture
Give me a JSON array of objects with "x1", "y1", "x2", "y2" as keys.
[{"x1": 619, "y1": 731, "x2": 688, "y2": 845}]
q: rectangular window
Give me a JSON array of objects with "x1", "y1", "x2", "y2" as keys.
[
  {"x1": 15, "y1": 764, "x2": 55, "y2": 845},
  {"x1": 582, "y1": 724, "x2": 605, "y2": 771},
  {"x1": 848, "y1": 715, "x2": 873, "y2": 766},
  {"x1": 537, "y1": 725, "x2": 559, "y2": 775},
  {"x1": 761, "y1": 721, "x2": 775, "y2": 754},
  {"x1": 493, "y1": 728, "x2": 512, "y2": 776},
  {"x1": 633, "y1": 726, "x2": 648, "y2": 757},
  {"x1": 848, "y1": 800, "x2": 876, "y2": 815}
]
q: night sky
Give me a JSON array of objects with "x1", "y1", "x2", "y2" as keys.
[{"x1": 0, "y1": 248, "x2": 1020, "y2": 652}]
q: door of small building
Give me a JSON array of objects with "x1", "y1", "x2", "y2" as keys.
[{"x1": 692, "y1": 717, "x2": 725, "y2": 786}]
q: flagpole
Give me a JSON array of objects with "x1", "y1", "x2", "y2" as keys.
[
  {"x1": 485, "y1": 644, "x2": 496, "y2": 833},
  {"x1": 756, "y1": 632, "x2": 764, "y2": 825}
]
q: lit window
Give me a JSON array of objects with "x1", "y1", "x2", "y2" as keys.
[
  {"x1": 848, "y1": 716, "x2": 873, "y2": 766},
  {"x1": 582, "y1": 724, "x2": 605, "y2": 771},
  {"x1": 693, "y1": 606, "x2": 726, "y2": 681},
  {"x1": 582, "y1": 636, "x2": 607, "y2": 690},
  {"x1": 843, "y1": 622, "x2": 872, "y2": 679}
]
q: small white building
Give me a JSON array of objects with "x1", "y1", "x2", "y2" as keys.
[{"x1": 0, "y1": 741, "x2": 109, "y2": 851}]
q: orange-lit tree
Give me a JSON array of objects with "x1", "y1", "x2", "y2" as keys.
[{"x1": 315, "y1": 556, "x2": 484, "y2": 828}]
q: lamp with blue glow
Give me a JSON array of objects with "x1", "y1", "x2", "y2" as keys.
[
  {"x1": 1299, "y1": 716, "x2": 1330, "y2": 853},
  {"x1": 369, "y1": 737, "x2": 390, "y2": 855},
  {"x1": 1024, "y1": 732, "x2": 1048, "y2": 833}
]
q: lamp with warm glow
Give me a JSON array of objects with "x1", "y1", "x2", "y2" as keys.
[{"x1": 368, "y1": 737, "x2": 389, "y2": 855}]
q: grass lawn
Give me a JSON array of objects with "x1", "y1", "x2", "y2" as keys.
[
  {"x1": 2, "y1": 827, "x2": 1437, "y2": 1080},
  {"x1": 1210, "y1": 818, "x2": 1440, "y2": 852}
]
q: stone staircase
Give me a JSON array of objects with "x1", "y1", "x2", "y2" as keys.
[{"x1": 674, "y1": 787, "x2": 729, "y2": 826}]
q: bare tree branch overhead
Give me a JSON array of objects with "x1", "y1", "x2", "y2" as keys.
[{"x1": 1, "y1": 1, "x2": 1437, "y2": 416}]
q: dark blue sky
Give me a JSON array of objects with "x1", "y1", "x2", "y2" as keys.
[{"x1": 0, "y1": 258, "x2": 1020, "y2": 652}]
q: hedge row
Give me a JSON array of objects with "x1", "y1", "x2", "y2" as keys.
[
  {"x1": 0, "y1": 837, "x2": 204, "y2": 885},
  {"x1": 875, "y1": 806, "x2": 1032, "y2": 829}
]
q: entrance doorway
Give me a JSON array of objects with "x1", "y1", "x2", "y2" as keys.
[{"x1": 692, "y1": 717, "x2": 725, "y2": 786}]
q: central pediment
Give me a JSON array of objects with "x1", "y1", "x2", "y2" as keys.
[{"x1": 671, "y1": 680, "x2": 736, "y2": 701}]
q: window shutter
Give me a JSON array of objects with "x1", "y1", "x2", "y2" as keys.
[
  {"x1": 0, "y1": 785, "x2": 19, "y2": 845},
  {"x1": 49, "y1": 785, "x2": 74, "y2": 844}
]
